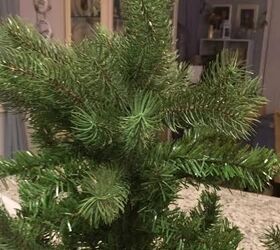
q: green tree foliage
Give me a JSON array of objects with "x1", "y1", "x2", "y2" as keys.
[
  {"x1": 0, "y1": 0, "x2": 278, "y2": 249},
  {"x1": 153, "y1": 191, "x2": 243, "y2": 250}
]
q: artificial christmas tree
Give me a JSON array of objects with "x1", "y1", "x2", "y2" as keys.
[
  {"x1": 262, "y1": 226, "x2": 280, "y2": 250},
  {"x1": 0, "y1": 0, "x2": 278, "y2": 249}
]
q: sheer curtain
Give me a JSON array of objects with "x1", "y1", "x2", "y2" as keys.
[
  {"x1": 4, "y1": 112, "x2": 28, "y2": 157},
  {"x1": 0, "y1": 0, "x2": 19, "y2": 18},
  {"x1": 0, "y1": 0, "x2": 28, "y2": 157}
]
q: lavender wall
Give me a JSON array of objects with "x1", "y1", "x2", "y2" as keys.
[
  {"x1": 19, "y1": 0, "x2": 68, "y2": 151},
  {"x1": 20, "y1": 0, "x2": 67, "y2": 41}
]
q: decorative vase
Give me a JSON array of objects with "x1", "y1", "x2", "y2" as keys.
[
  {"x1": 208, "y1": 25, "x2": 214, "y2": 39},
  {"x1": 222, "y1": 21, "x2": 231, "y2": 39}
]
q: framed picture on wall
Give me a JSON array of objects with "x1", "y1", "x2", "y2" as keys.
[
  {"x1": 211, "y1": 5, "x2": 232, "y2": 29},
  {"x1": 237, "y1": 4, "x2": 259, "y2": 30}
]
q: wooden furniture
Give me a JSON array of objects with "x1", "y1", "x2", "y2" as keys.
[{"x1": 200, "y1": 38, "x2": 254, "y2": 70}]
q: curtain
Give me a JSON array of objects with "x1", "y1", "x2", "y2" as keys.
[
  {"x1": 0, "y1": 0, "x2": 19, "y2": 19},
  {"x1": 0, "y1": 0, "x2": 27, "y2": 158},
  {"x1": 4, "y1": 112, "x2": 28, "y2": 158},
  {"x1": 177, "y1": 0, "x2": 205, "y2": 62}
]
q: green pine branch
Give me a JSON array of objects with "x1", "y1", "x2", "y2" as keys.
[
  {"x1": 0, "y1": 17, "x2": 72, "y2": 64},
  {"x1": 170, "y1": 132, "x2": 279, "y2": 191},
  {"x1": 0, "y1": 18, "x2": 83, "y2": 109},
  {"x1": 73, "y1": 29, "x2": 129, "y2": 110},
  {"x1": 120, "y1": 91, "x2": 162, "y2": 152},
  {"x1": 165, "y1": 52, "x2": 265, "y2": 139},
  {"x1": 71, "y1": 107, "x2": 115, "y2": 149},
  {"x1": 145, "y1": 129, "x2": 278, "y2": 192},
  {"x1": 153, "y1": 191, "x2": 243, "y2": 250},
  {"x1": 78, "y1": 166, "x2": 129, "y2": 228},
  {"x1": 0, "y1": 147, "x2": 77, "y2": 179},
  {"x1": 262, "y1": 226, "x2": 280, "y2": 250},
  {"x1": 120, "y1": 0, "x2": 172, "y2": 88},
  {"x1": 0, "y1": 151, "x2": 55, "y2": 179},
  {"x1": 0, "y1": 209, "x2": 49, "y2": 250}
]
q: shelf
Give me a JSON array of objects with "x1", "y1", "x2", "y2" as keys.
[
  {"x1": 201, "y1": 38, "x2": 252, "y2": 43},
  {"x1": 199, "y1": 38, "x2": 255, "y2": 69},
  {"x1": 71, "y1": 16, "x2": 100, "y2": 19}
]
